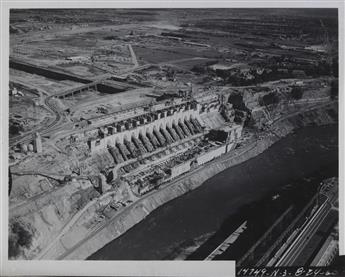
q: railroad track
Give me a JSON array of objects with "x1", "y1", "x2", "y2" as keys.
[{"x1": 274, "y1": 200, "x2": 331, "y2": 266}]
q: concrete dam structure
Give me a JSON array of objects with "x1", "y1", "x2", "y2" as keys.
[
  {"x1": 88, "y1": 100, "x2": 202, "y2": 156},
  {"x1": 86, "y1": 97, "x2": 241, "y2": 170}
]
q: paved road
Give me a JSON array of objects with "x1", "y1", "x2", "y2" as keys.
[
  {"x1": 9, "y1": 93, "x2": 63, "y2": 147},
  {"x1": 9, "y1": 172, "x2": 91, "y2": 214},
  {"x1": 9, "y1": 68, "x2": 114, "y2": 147},
  {"x1": 36, "y1": 198, "x2": 98, "y2": 259},
  {"x1": 37, "y1": 189, "x2": 121, "y2": 260}
]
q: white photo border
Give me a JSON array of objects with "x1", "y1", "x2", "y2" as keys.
[{"x1": 1, "y1": 1, "x2": 344, "y2": 276}]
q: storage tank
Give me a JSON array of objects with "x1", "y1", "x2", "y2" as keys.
[
  {"x1": 20, "y1": 143, "x2": 28, "y2": 153},
  {"x1": 28, "y1": 144, "x2": 34, "y2": 152}
]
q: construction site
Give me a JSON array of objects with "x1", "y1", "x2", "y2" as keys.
[{"x1": 8, "y1": 9, "x2": 339, "y2": 263}]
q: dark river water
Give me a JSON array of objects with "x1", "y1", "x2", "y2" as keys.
[{"x1": 88, "y1": 125, "x2": 338, "y2": 260}]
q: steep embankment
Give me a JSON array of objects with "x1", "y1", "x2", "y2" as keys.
[{"x1": 62, "y1": 102, "x2": 338, "y2": 260}]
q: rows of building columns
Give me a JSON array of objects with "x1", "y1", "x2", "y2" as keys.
[{"x1": 107, "y1": 117, "x2": 203, "y2": 164}]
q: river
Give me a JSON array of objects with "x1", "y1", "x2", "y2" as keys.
[{"x1": 88, "y1": 125, "x2": 338, "y2": 260}]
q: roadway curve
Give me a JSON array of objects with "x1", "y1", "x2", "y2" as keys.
[
  {"x1": 37, "y1": 189, "x2": 123, "y2": 260},
  {"x1": 9, "y1": 94, "x2": 63, "y2": 147},
  {"x1": 36, "y1": 198, "x2": 99, "y2": 259}
]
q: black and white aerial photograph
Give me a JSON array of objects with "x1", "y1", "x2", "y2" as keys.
[{"x1": 5, "y1": 5, "x2": 344, "y2": 277}]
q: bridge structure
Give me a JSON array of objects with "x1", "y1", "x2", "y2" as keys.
[
  {"x1": 10, "y1": 57, "x2": 138, "y2": 99},
  {"x1": 10, "y1": 57, "x2": 92, "y2": 83},
  {"x1": 54, "y1": 80, "x2": 102, "y2": 99}
]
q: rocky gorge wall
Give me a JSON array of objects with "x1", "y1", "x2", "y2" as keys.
[{"x1": 63, "y1": 102, "x2": 338, "y2": 260}]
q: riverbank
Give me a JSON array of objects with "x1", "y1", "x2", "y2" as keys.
[
  {"x1": 61, "y1": 102, "x2": 337, "y2": 260},
  {"x1": 186, "y1": 162, "x2": 338, "y2": 261}
]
